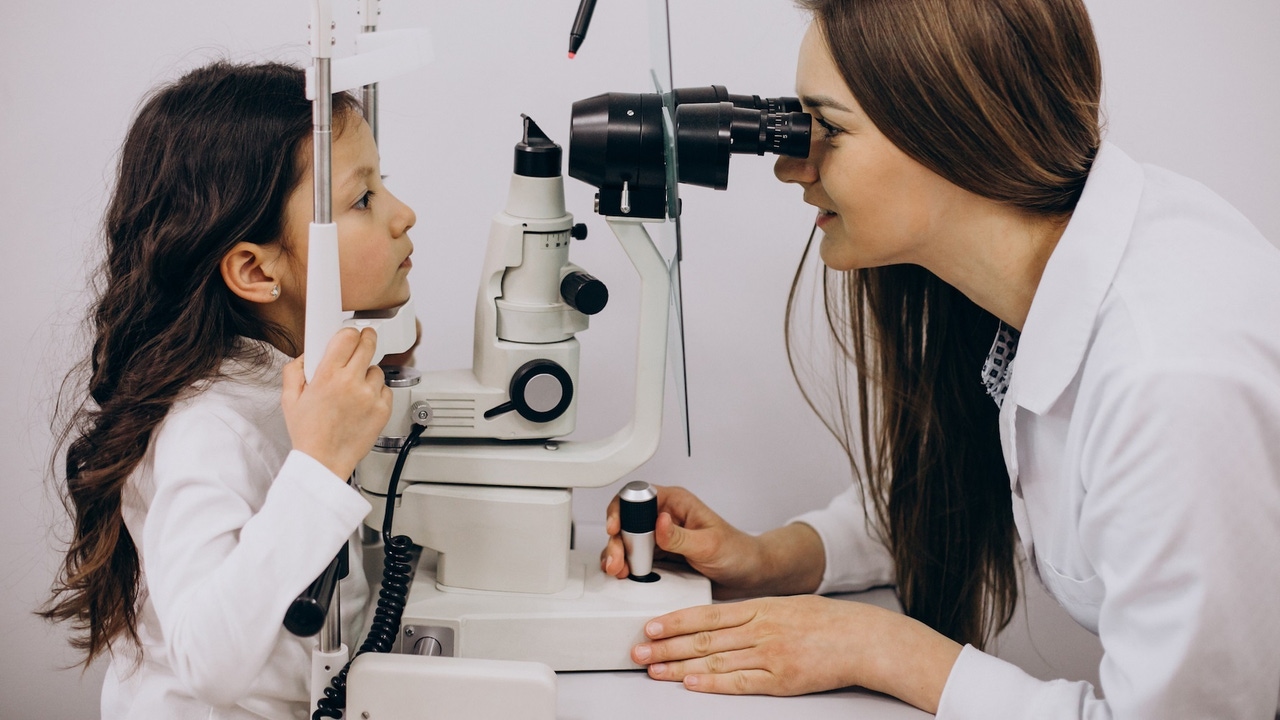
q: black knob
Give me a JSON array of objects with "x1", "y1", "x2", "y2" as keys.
[
  {"x1": 571, "y1": 223, "x2": 589, "y2": 240},
  {"x1": 561, "y1": 271, "x2": 609, "y2": 315},
  {"x1": 483, "y1": 359, "x2": 574, "y2": 423}
]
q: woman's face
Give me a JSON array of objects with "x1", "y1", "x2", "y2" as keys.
[
  {"x1": 280, "y1": 116, "x2": 417, "y2": 312},
  {"x1": 775, "y1": 23, "x2": 962, "y2": 271}
]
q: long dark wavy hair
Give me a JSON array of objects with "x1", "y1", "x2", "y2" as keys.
[
  {"x1": 787, "y1": 0, "x2": 1101, "y2": 648},
  {"x1": 41, "y1": 61, "x2": 360, "y2": 665}
]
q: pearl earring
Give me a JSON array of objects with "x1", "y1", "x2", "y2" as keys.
[{"x1": 270, "y1": 285, "x2": 280, "y2": 299}]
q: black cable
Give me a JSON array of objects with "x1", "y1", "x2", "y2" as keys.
[{"x1": 313, "y1": 422, "x2": 427, "y2": 720}]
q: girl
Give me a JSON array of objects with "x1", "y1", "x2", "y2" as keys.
[
  {"x1": 602, "y1": 0, "x2": 1280, "y2": 717},
  {"x1": 42, "y1": 61, "x2": 417, "y2": 719}
]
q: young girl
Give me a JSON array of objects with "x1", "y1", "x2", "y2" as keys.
[
  {"x1": 602, "y1": 0, "x2": 1280, "y2": 717},
  {"x1": 42, "y1": 61, "x2": 417, "y2": 719}
]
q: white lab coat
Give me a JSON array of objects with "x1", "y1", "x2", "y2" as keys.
[
  {"x1": 100, "y1": 341, "x2": 373, "y2": 720},
  {"x1": 795, "y1": 143, "x2": 1280, "y2": 718}
]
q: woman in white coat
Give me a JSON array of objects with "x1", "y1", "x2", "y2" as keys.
[{"x1": 601, "y1": 0, "x2": 1280, "y2": 717}]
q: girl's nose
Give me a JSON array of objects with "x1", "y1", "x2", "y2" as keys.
[{"x1": 391, "y1": 193, "x2": 416, "y2": 235}]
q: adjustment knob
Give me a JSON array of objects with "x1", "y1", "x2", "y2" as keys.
[
  {"x1": 619, "y1": 481, "x2": 660, "y2": 582},
  {"x1": 571, "y1": 222, "x2": 589, "y2": 240},
  {"x1": 561, "y1": 271, "x2": 609, "y2": 315},
  {"x1": 483, "y1": 359, "x2": 574, "y2": 423}
]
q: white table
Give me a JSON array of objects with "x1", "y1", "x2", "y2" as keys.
[{"x1": 555, "y1": 586, "x2": 931, "y2": 719}]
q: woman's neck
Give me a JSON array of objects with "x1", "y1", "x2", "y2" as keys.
[{"x1": 917, "y1": 201, "x2": 1068, "y2": 331}]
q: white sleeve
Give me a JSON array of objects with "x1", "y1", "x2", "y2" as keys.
[
  {"x1": 788, "y1": 484, "x2": 894, "y2": 594},
  {"x1": 938, "y1": 366, "x2": 1280, "y2": 719},
  {"x1": 142, "y1": 409, "x2": 372, "y2": 708}
]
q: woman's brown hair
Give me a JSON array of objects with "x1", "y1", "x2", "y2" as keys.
[
  {"x1": 788, "y1": 0, "x2": 1101, "y2": 647},
  {"x1": 41, "y1": 61, "x2": 360, "y2": 665}
]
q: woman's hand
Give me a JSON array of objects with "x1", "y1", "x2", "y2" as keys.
[
  {"x1": 281, "y1": 327, "x2": 393, "y2": 480},
  {"x1": 600, "y1": 486, "x2": 825, "y2": 599},
  {"x1": 632, "y1": 596, "x2": 962, "y2": 714}
]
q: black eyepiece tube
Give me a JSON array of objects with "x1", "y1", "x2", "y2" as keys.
[
  {"x1": 674, "y1": 102, "x2": 811, "y2": 189},
  {"x1": 568, "y1": 87, "x2": 811, "y2": 205}
]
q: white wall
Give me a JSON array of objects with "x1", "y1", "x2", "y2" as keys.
[{"x1": 2, "y1": 1, "x2": 1276, "y2": 716}]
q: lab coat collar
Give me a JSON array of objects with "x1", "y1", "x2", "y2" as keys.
[{"x1": 1012, "y1": 142, "x2": 1145, "y2": 415}]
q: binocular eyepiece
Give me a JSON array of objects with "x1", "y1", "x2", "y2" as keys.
[{"x1": 569, "y1": 85, "x2": 811, "y2": 218}]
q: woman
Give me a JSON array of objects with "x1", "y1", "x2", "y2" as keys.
[{"x1": 601, "y1": 0, "x2": 1280, "y2": 716}]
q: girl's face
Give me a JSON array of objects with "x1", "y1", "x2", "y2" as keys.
[
  {"x1": 280, "y1": 116, "x2": 416, "y2": 312},
  {"x1": 774, "y1": 23, "x2": 964, "y2": 271}
]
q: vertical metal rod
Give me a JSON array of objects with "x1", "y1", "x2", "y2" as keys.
[
  {"x1": 361, "y1": 24, "x2": 379, "y2": 146},
  {"x1": 362, "y1": 82, "x2": 379, "y2": 145},
  {"x1": 319, "y1": 582, "x2": 342, "y2": 653},
  {"x1": 313, "y1": 57, "x2": 333, "y2": 225}
]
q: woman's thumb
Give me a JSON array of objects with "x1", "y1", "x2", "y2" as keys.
[{"x1": 656, "y1": 511, "x2": 704, "y2": 560}]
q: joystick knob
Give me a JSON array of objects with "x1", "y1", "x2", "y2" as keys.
[{"x1": 619, "y1": 481, "x2": 659, "y2": 582}]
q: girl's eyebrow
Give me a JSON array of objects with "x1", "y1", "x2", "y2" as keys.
[
  {"x1": 800, "y1": 94, "x2": 853, "y2": 113},
  {"x1": 338, "y1": 165, "x2": 376, "y2": 191}
]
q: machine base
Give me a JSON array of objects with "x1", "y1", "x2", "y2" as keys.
[{"x1": 397, "y1": 548, "x2": 712, "y2": 671}]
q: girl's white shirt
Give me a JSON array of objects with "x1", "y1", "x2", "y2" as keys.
[
  {"x1": 794, "y1": 143, "x2": 1280, "y2": 719},
  {"x1": 100, "y1": 342, "x2": 373, "y2": 720}
]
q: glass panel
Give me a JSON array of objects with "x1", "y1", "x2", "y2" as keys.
[{"x1": 646, "y1": 0, "x2": 691, "y2": 455}]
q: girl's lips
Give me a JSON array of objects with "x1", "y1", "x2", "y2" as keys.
[
  {"x1": 400, "y1": 255, "x2": 413, "y2": 269},
  {"x1": 815, "y1": 209, "x2": 837, "y2": 229}
]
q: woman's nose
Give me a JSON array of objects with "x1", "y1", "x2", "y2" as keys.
[{"x1": 774, "y1": 152, "x2": 818, "y2": 186}]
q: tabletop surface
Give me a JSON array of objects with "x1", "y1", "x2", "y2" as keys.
[{"x1": 553, "y1": 585, "x2": 930, "y2": 719}]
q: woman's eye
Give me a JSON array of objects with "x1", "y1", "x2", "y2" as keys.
[
  {"x1": 816, "y1": 117, "x2": 843, "y2": 140},
  {"x1": 354, "y1": 190, "x2": 375, "y2": 210}
]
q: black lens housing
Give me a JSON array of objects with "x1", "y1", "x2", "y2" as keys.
[{"x1": 568, "y1": 86, "x2": 811, "y2": 217}]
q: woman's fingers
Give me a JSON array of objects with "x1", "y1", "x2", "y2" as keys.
[
  {"x1": 647, "y1": 655, "x2": 782, "y2": 696},
  {"x1": 644, "y1": 602, "x2": 757, "y2": 641},
  {"x1": 600, "y1": 535, "x2": 629, "y2": 578},
  {"x1": 634, "y1": 619, "x2": 759, "y2": 665},
  {"x1": 647, "y1": 647, "x2": 761, "y2": 680},
  {"x1": 682, "y1": 669, "x2": 777, "y2": 695}
]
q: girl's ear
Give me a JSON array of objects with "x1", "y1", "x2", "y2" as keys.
[{"x1": 220, "y1": 243, "x2": 282, "y2": 303}]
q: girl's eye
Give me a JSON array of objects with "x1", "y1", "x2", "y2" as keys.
[
  {"x1": 354, "y1": 190, "x2": 375, "y2": 210},
  {"x1": 815, "y1": 117, "x2": 844, "y2": 140}
]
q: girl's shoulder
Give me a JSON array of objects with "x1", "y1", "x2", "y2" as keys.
[{"x1": 158, "y1": 339, "x2": 291, "y2": 458}]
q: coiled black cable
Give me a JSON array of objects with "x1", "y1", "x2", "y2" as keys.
[{"x1": 313, "y1": 421, "x2": 427, "y2": 720}]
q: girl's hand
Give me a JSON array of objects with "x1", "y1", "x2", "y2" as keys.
[
  {"x1": 632, "y1": 596, "x2": 961, "y2": 714},
  {"x1": 281, "y1": 327, "x2": 393, "y2": 480},
  {"x1": 601, "y1": 486, "x2": 796, "y2": 599}
]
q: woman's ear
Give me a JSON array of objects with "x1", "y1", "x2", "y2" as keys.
[{"x1": 220, "y1": 242, "x2": 282, "y2": 303}]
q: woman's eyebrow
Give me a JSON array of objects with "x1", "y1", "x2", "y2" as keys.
[{"x1": 801, "y1": 94, "x2": 853, "y2": 113}]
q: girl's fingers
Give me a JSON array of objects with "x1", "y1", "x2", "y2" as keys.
[
  {"x1": 348, "y1": 327, "x2": 379, "y2": 369},
  {"x1": 318, "y1": 327, "x2": 362, "y2": 375},
  {"x1": 282, "y1": 356, "x2": 305, "y2": 401}
]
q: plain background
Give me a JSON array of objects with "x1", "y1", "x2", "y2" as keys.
[{"x1": 2, "y1": 1, "x2": 1277, "y2": 717}]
